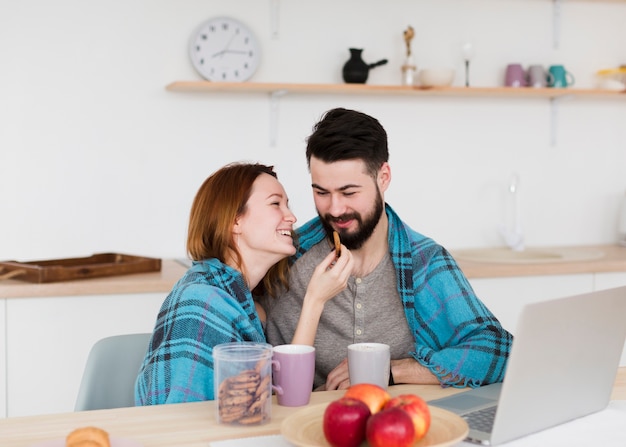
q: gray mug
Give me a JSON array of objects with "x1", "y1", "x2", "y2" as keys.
[
  {"x1": 348, "y1": 342, "x2": 390, "y2": 389},
  {"x1": 527, "y1": 65, "x2": 553, "y2": 88}
]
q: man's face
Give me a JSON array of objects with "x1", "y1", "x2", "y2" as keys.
[{"x1": 309, "y1": 157, "x2": 388, "y2": 250}]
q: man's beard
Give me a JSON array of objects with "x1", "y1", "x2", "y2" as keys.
[{"x1": 320, "y1": 194, "x2": 384, "y2": 250}]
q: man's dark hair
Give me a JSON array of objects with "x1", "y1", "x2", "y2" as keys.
[{"x1": 305, "y1": 108, "x2": 389, "y2": 178}]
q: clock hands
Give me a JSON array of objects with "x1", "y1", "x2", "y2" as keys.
[
  {"x1": 212, "y1": 30, "x2": 240, "y2": 59},
  {"x1": 212, "y1": 49, "x2": 250, "y2": 58}
]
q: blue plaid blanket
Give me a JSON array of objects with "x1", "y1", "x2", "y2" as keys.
[
  {"x1": 295, "y1": 204, "x2": 512, "y2": 387},
  {"x1": 135, "y1": 259, "x2": 265, "y2": 404}
]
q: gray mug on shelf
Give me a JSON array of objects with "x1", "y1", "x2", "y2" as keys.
[{"x1": 527, "y1": 65, "x2": 554, "y2": 88}]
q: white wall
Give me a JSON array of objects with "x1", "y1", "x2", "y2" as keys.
[{"x1": 1, "y1": 0, "x2": 625, "y2": 262}]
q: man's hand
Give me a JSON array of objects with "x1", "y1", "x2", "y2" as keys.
[
  {"x1": 391, "y1": 358, "x2": 440, "y2": 385},
  {"x1": 324, "y1": 358, "x2": 351, "y2": 390},
  {"x1": 322, "y1": 357, "x2": 441, "y2": 390}
]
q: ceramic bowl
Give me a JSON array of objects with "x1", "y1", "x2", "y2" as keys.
[
  {"x1": 598, "y1": 78, "x2": 626, "y2": 91},
  {"x1": 418, "y1": 68, "x2": 456, "y2": 87},
  {"x1": 596, "y1": 67, "x2": 626, "y2": 91}
]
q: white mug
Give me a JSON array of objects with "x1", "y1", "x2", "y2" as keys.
[{"x1": 348, "y1": 343, "x2": 390, "y2": 389}]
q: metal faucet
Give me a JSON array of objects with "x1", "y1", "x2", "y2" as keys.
[{"x1": 498, "y1": 173, "x2": 525, "y2": 251}]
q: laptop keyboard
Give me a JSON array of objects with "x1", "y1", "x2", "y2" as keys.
[{"x1": 464, "y1": 406, "x2": 497, "y2": 432}]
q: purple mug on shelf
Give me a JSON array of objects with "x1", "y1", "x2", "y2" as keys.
[{"x1": 504, "y1": 63, "x2": 527, "y2": 87}]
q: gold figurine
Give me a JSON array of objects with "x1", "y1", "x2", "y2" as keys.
[
  {"x1": 401, "y1": 26, "x2": 416, "y2": 85},
  {"x1": 403, "y1": 26, "x2": 415, "y2": 57}
]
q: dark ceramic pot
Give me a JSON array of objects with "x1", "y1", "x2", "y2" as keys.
[{"x1": 342, "y1": 48, "x2": 388, "y2": 84}]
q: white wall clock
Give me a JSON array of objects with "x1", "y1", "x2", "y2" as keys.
[{"x1": 189, "y1": 17, "x2": 261, "y2": 82}]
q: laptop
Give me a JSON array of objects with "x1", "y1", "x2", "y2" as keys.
[{"x1": 429, "y1": 285, "x2": 626, "y2": 445}]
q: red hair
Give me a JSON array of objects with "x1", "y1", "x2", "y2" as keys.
[{"x1": 187, "y1": 162, "x2": 289, "y2": 296}]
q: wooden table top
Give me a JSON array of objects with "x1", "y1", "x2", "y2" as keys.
[{"x1": 1, "y1": 367, "x2": 624, "y2": 447}]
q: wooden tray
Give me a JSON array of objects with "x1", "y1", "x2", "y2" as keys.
[{"x1": 0, "y1": 253, "x2": 162, "y2": 283}]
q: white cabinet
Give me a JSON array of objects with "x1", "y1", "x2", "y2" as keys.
[
  {"x1": 594, "y1": 272, "x2": 626, "y2": 290},
  {"x1": 594, "y1": 273, "x2": 626, "y2": 366},
  {"x1": 5, "y1": 293, "x2": 164, "y2": 417},
  {"x1": 0, "y1": 299, "x2": 6, "y2": 418},
  {"x1": 469, "y1": 274, "x2": 594, "y2": 336},
  {"x1": 469, "y1": 273, "x2": 626, "y2": 366}
]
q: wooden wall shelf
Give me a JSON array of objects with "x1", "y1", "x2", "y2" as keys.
[
  {"x1": 166, "y1": 80, "x2": 625, "y2": 147},
  {"x1": 166, "y1": 81, "x2": 625, "y2": 100}
]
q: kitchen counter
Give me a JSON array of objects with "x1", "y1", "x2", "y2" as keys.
[
  {"x1": 1, "y1": 246, "x2": 625, "y2": 299},
  {"x1": 0, "y1": 259, "x2": 188, "y2": 299},
  {"x1": 0, "y1": 259, "x2": 191, "y2": 418},
  {"x1": 453, "y1": 244, "x2": 626, "y2": 279}
]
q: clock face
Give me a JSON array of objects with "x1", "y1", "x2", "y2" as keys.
[{"x1": 189, "y1": 17, "x2": 261, "y2": 82}]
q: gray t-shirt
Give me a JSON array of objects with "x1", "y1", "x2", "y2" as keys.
[{"x1": 265, "y1": 241, "x2": 415, "y2": 389}]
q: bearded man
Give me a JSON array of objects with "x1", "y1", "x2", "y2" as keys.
[{"x1": 264, "y1": 108, "x2": 512, "y2": 391}]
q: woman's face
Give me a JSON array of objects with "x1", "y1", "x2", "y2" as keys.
[{"x1": 234, "y1": 173, "x2": 297, "y2": 263}]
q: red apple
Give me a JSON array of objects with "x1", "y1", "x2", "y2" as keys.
[
  {"x1": 366, "y1": 406, "x2": 416, "y2": 447},
  {"x1": 323, "y1": 397, "x2": 371, "y2": 447},
  {"x1": 384, "y1": 394, "x2": 431, "y2": 441},
  {"x1": 343, "y1": 383, "x2": 390, "y2": 415}
]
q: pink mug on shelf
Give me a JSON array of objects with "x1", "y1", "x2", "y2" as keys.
[{"x1": 504, "y1": 63, "x2": 528, "y2": 87}]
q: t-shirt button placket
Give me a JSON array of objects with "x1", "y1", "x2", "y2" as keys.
[{"x1": 354, "y1": 277, "x2": 364, "y2": 339}]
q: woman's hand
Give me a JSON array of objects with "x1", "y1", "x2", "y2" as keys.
[
  {"x1": 291, "y1": 244, "x2": 353, "y2": 345},
  {"x1": 305, "y1": 244, "x2": 353, "y2": 307}
]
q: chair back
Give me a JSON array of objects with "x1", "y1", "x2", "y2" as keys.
[{"x1": 74, "y1": 333, "x2": 151, "y2": 411}]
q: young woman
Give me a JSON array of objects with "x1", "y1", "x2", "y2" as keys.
[{"x1": 135, "y1": 162, "x2": 352, "y2": 405}]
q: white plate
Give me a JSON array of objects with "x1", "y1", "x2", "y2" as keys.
[{"x1": 281, "y1": 403, "x2": 469, "y2": 447}]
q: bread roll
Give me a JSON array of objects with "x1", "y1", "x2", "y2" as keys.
[{"x1": 66, "y1": 426, "x2": 110, "y2": 447}]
